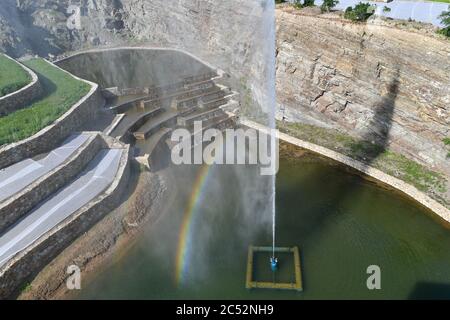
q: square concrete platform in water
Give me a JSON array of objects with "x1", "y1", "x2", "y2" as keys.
[{"x1": 246, "y1": 246, "x2": 302, "y2": 291}]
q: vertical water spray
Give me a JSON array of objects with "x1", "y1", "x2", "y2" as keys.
[{"x1": 263, "y1": 0, "x2": 277, "y2": 263}]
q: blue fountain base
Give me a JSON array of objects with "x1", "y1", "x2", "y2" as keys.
[{"x1": 270, "y1": 257, "x2": 278, "y2": 272}]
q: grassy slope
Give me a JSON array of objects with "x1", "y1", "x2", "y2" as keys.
[
  {"x1": 0, "y1": 55, "x2": 31, "y2": 97},
  {"x1": 278, "y1": 121, "x2": 448, "y2": 207},
  {"x1": 0, "y1": 59, "x2": 90, "y2": 146}
]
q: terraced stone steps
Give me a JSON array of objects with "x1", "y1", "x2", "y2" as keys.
[
  {"x1": 0, "y1": 132, "x2": 103, "y2": 234},
  {"x1": 108, "y1": 106, "x2": 163, "y2": 140},
  {"x1": 135, "y1": 127, "x2": 173, "y2": 170},
  {"x1": 166, "y1": 113, "x2": 236, "y2": 151},
  {"x1": 106, "y1": 72, "x2": 221, "y2": 113},
  {"x1": 172, "y1": 85, "x2": 223, "y2": 112},
  {"x1": 0, "y1": 148, "x2": 123, "y2": 269},
  {"x1": 133, "y1": 111, "x2": 178, "y2": 141}
]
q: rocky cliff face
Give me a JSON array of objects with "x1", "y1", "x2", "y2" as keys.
[
  {"x1": 0, "y1": 1, "x2": 448, "y2": 172},
  {"x1": 276, "y1": 7, "x2": 450, "y2": 173},
  {"x1": 0, "y1": 0, "x2": 271, "y2": 101}
]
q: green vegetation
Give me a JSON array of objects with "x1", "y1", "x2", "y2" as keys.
[
  {"x1": 344, "y1": 2, "x2": 375, "y2": 22},
  {"x1": 321, "y1": 0, "x2": 339, "y2": 13},
  {"x1": 292, "y1": 0, "x2": 303, "y2": 9},
  {"x1": 0, "y1": 55, "x2": 31, "y2": 97},
  {"x1": 382, "y1": 6, "x2": 391, "y2": 13},
  {"x1": 443, "y1": 138, "x2": 450, "y2": 146},
  {"x1": 275, "y1": 0, "x2": 287, "y2": 3},
  {"x1": 438, "y1": 6, "x2": 450, "y2": 37},
  {"x1": 20, "y1": 282, "x2": 32, "y2": 294},
  {"x1": 0, "y1": 58, "x2": 90, "y2": 146},
  {"x1": 287, "y1": 0, "x2": 315, "y2": 9},
  {"x1": 278, "y1": 121, "x2": 448, "y2": 200},
  {"x1": 443, "y1": 138, "x2": 450, "y2": 158}
]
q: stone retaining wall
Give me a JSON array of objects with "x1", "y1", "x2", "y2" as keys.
[
  {"x1": 241, "y1": 119, "x2": 450, "y2": 224},
  {"x1": 0, "y1": 54, "x2": 43, "y2": 117},
  {"x1": 0, "y1": 133, "x2": 106, "y2": 235},
  {"x1": 0, "y1": 60, "x2": 105, "y2": 170},
  {"x1": 0, "y1": 141, "x2": 131, "y2": 299}
]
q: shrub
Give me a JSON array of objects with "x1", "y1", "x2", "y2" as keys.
[
  {"x1": 292, "y1": 0, "x2": 303, "y2": 9},
  {"x1": 383, "y1": 6, "x2": 391, "y2": 13},
  {"x1": 303, "y1": 0, "x2": 315, "y2": 7},
  {"x1": 344, "y1": 2, "x2": 375, "y2": 22},
  {"x1": 321, "y1": 0, "x2": 339, "y2": 12},
  {"x1": 438, "y1": 6, "x2": 450, "y2": 37}
]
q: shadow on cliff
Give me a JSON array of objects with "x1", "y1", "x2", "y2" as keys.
[
  {"x1": 278, "y1": 69, "x2": 400, "y2": 292},
  {"x1": 350, "y1": 68, "x2": 399, "y2": 164},
  {"x1": 281, "y1": 68, "x2": 400, "y2": 245}
]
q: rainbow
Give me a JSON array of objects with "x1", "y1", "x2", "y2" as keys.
[{"x1": 175, "y1": 164, "x2": 212, "y2": 286}]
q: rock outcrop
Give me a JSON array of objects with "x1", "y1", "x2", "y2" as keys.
[
  {"x1": 0, "y1": 1, "x2": 448, "y2": 174},
  {"x1": 276, "y1": 7, "x2": 450, "y2": 174}
]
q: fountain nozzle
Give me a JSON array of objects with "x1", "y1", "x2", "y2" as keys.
[{"x1": 270, "y1": 256, "x2": 278, "y2": 272}]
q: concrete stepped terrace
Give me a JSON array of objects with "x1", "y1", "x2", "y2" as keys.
[
  {"x1": 0, "y1": 133, "x2": 105, "y2": 234},
  {"x1": 133, "y1": 111, "x2": 178, "y2": 140},
  {"x1": 109, "y1": 106, "x2": 164, "y2": 141},
  {"x1": 0, "y1": 149, "x2": 123, "y2": 267},
  {"x1": 0, "y1": 47, "x2": 237, "y2": 298},
  {"x1": 0, "y1": 143, "x2": 129, "y2": 298},
  {"x1": 107, "y1": 76, "x2": 219, "y2": 114}
]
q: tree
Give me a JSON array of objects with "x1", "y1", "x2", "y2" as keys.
[
  {"x1": 382, "y1": 6, "x2": 391, "y2": 13},
  {"x1": 438, "y1": 6, "x2": 450, "y2": 37},
  {"x1": 344, "y1": 2, "x2": 375, "y2": 22},
  {"x1": 321, "y1": 0, "x2": 339, "y2": 13},
  {"x1": 292, "y1": 0, "x2": 303, "y2": 9},
  {"x1": 303, "y1": 0, "x2": 315, "y2": 7}
]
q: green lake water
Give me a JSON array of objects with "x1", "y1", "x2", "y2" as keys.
[{"x1": 77, "y1": 156, "x2": 450, "y2": 299}]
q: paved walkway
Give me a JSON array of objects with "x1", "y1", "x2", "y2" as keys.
[
  {"x1": 0, "y1": 149, "x2": 122, "y2": 268},
  {"x1": 0, "y1": 133, "x2": 90, "y2": 202}
]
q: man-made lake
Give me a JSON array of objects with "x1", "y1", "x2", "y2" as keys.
[{"x1": 77, "y1": 155, "x2": 450, "y2": 299}]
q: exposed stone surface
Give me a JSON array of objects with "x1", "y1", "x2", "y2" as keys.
[
  {"x1": 0, "y1": 2, "x2": 448, "y2": 173},
  {"x1": 275, "y1": 7, "x2": 450, "y2": 177}
]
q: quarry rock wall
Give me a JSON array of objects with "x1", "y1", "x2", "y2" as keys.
[
  {"x1": 275, "y1": 9, "x2": 450, "y2": 173},
  {"x1": 0, "y1": 1, "x2": 448, "y2": 172}
]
